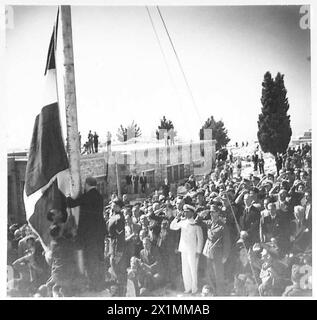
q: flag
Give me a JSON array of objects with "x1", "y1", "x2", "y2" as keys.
[{"x1": 24, "y1": 10, "x2": 70, "y2": 249}]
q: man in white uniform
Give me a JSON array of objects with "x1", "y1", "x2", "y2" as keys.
[{"x1": 170, "y1": 204, "x2": 204, "y2": 295}]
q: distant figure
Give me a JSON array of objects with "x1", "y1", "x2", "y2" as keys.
[
  {"x1": 88, "y1": 130, "x2": 94, "y2": 154},
  {"x1": 164, "y1": 131, "x2": 169, "y2": 147},
  {"x1": 246, "y1": 141, "x2": 248, "y2": 147},
  {"x1": 140, "y1": 172, "x2": 147, "y2": 194},
  {"x1": 162, "y1": 178, "x2": 170, "y2": 198},
  {"x1": 169, "y1": 128, "x2": 175, "y2": 145},
  {"x1": 93, "y1": 132, "x2": 99, "y2": 153},
  {"x1": 106, "y1": 131, "x2": 112, "y2": 150},
  {"x1": 125, "y1": 174, "x2": 132, "y2": 194},
  {"x1": 242, "y1": 142, "x2": 244, "y2": 147},
  {"x1": 229, "y1": 151, "x2": 233, "y2": 163},
  {"x1": 132, "y1": 174, "x2": 139, "y2": 194},
  {"x1": 259, "y1": 155, "x2": 265, "y2": 174},
  {"x1": 252, "y1": 152, "x2": 259, "y2": 172},
  {"x1": 236, "y1": 142, "x2": 238, "y2": 148},
  {"x1": 275, "y1": 153, "x2": 283, "y2": 177}
]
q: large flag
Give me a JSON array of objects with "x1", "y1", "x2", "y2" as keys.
[{"x1": 24, "y1": 10, "x2": 70, "y2": 249}]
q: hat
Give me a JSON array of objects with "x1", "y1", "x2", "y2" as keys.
[
  {"x1": 210, "y1": 204, "x2": 220, "y2": 213},
  {"x1": 263, "y1": 180, "x2": 273, "y2": 187},
  {"x1": 210, "y1": 192, "x2": 218, "y2": 198},
  {"x1": 196, "y1": 189, "x2": 204, "y2": 196},
  {"x1": 85, "y1": 176, "x2": 97, "y2": 187},
  {"x1": 159, "y1": 195, "x2": 165, "y2": 202},
  {"x1": 183, "y1": 204, "x2": 196, "y2": 212},
  {"x1": 113, "y1": 198, "x2": 124, "y2": 208}
]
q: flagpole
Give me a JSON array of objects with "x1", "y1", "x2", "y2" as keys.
[
  {"x1": 60, "y1": 5, "x2": 84, "y2": 274},
  {"x1": 60, "y1": 6, "x2": 81, "y2": 203}
]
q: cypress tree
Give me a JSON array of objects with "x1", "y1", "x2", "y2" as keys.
[{"x1": 257, "y1": 72, "x2": 292, "y2": 156}]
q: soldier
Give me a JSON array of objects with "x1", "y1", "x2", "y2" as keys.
[
  {"x1": 107, "y1": 198, "x2": 128, "y2": 296},
  {"x1": 202, "y1": 205, "x2": 231, "y2": 296}
]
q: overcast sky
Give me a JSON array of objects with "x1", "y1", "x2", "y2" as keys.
[{"x1": 5, "y1": 5, "x2": 311, "y2": 150}]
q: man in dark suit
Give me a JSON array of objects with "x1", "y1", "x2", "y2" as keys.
[
  {"x1": 240, "y1": 193, "x2": 261, "y2": 245},
  {"x1": 260, "y1": 202, "x2": 289, "y2": 253},
  {"x1": 140, "y1": 172, "x2": 147, "y2": 194},
  {"x1": 66, "y1": 176, "x2": 105, "y2": 292},
  {"x1": 139, "y1": 237, "x2": 165, "y2": 291},
  {"x1": 162, "y1": 178, "x2": 170, "y2": 198},
  {"x1": 93, "y1": 132, "x2": 99, "y2": 153}
]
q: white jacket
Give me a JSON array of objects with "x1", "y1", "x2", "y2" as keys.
[{"x1": 170, "y1": 217, "x2": 204, "y2": 254}]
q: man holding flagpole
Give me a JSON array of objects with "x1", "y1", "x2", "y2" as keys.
[{"x1": 66, "y1": 176, "x2": 106, "y2": 292}]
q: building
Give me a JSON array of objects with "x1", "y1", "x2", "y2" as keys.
[
  {"x1": 290, "y1": 129, "x2": 312, "y2": 147},
  {"x1": 7, "y1": 139, "x2": 216, "y2": 224}
]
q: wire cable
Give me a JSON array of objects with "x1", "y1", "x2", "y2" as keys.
[
  {"x1": 145, "y1": 6, "x2": 187, "y2": 130},
  {"x1": 156, "y1": 6, "x2": 202, "y2": 124}
]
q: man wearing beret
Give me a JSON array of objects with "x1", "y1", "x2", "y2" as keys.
[
  {"x1": 170, "y1": 204, "x2": 203, "y2": 295},
  {"x1": 66, "y1": 176, "x2": 105, "y2": 292}
]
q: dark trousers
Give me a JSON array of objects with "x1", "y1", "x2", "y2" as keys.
[
  {"x1": 110, "y1": 252, "x2": 128, "y2": 296},
  {"x1": 206, "y1": 251, "x2": 225, "y2": 296},
  {"x1": 84, "y1": 243, "x2": 105, "y2": 291}
]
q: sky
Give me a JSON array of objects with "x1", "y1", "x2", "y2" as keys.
[{"x1": 4, "y1": 5, "x2": 311, "y2": 150}]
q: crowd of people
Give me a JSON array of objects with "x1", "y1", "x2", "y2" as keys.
[{"x1": 7, "y1": 143, "x2": 312, "y2": 297}]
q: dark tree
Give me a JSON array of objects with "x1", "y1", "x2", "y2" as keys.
[
  {"x1": 199, "y1": 116, "x2": 230, "y2": 151},
  {"x1": 117, "y1": 121, "x2": 142, "y2": 142},
  {"x1": 156, "y1": 116, "x2": 177, "y2": 140},
  {"x1": 257, "y1": 72, "x2": 292, "y2": 156}
]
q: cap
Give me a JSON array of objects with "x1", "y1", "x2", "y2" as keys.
[
  {"x1": 209, "y1": 204, "x2": 220, "y2": 213},
  {"x1": 85, "y1": 176, "x2": 97, "y2": 187},
  {"x1": 113, "y1": 198, "x2": 124, "y2": 208},
  {"x1": 196, "y1": 189, "x2": 204, "y2": 196},
  {"x1": 183, "y1": 204, "x2": 196, "y2": 212}
]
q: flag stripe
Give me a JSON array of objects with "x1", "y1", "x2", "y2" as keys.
[{"x1": 25, "y1": 103, "x2": 69, "y2": 196}]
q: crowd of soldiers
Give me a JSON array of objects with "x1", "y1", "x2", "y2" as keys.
[{"x1": 7, "y1": 143, "x2": 312, "y2": 297}]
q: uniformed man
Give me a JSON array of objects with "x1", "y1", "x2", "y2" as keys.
[
  {"x1": 107, "y1": 198, "x2": 128, "y2": 296},
  {"x1": 202, "y1": 205, "x2": 231, "y2": 296},
  {"x1": 170, "y1": 204, "x2": 203, "y2": 295}
]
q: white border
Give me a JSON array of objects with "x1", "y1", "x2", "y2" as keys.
[{"x1": 0, "y1": 0, "x2": 315, "y2": 301}]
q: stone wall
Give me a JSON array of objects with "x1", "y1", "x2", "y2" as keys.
[
  {"x1": 7, "y1": 139, "x2": 216, "y2": 222},
  {"x1": 80, "y1": 139, "x2": 215, "y2": 198}
]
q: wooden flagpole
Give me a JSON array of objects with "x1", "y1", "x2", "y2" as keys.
[{"x1": 60, "y1": 5, "x2": 84, "y2": 274}]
